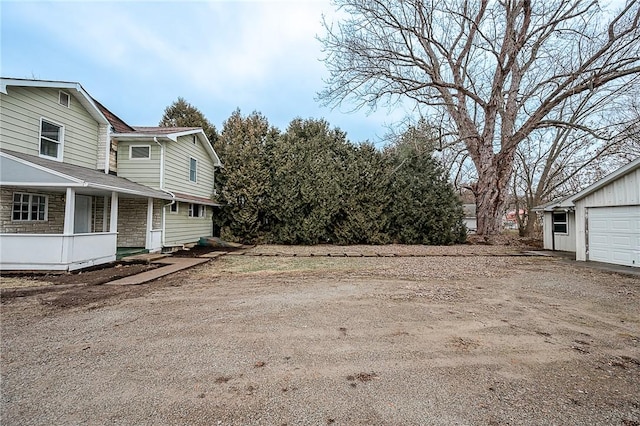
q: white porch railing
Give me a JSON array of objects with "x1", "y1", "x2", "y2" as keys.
[{"x1": 0, "y1": 232, "x2": 117, "y2": 271}]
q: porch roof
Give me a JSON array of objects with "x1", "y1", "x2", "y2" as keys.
[{"x1": 1, "y1": 149, "x2": 173, "y2": 200}]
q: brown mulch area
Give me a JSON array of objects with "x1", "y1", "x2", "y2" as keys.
[{"x1": 1, "y1": 246, "x2": 226, "y2": 291}]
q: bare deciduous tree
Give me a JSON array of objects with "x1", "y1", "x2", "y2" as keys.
[
  {"x1": 511, "y1": 79, "x2": 640, "y2": 236},
  {"x1": 319, "y1": 0, "x2": 640, "y2": 236}
]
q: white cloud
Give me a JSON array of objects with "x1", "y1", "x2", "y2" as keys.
[{"x1": 2, "y1": 0, "x2": 401, "y2": 142}]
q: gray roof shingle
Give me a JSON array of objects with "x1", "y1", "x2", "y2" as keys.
[{"x1": 1, "y1": 149, "x2": 173, "y2": 200}]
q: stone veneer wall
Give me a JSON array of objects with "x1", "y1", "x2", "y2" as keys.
[
  {"x1": 93, "y1": 196, "x2": 105, "y2": 232},
  {"x1": 153, "y1": 199, "x2": 163, "y2": 229},
  {"x1": 0, "y1": 187, "x2": 65, "y2": 234},
  {"x1": 116, "y1": 198, "x2": 163, "y2": 247}
]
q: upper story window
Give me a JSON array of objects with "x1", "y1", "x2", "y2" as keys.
[
  {"x1": 130, "y1": 145, "x2": 151, "y2": 160},
  {"x1": 189, "y1": 157, "x2": 198, "y2": 182},
  {"x1": 39, "y1": 118, "x2": 64, "y2": 161},
  {"x1": 58, "y1": 91, "x2": 70, "y2": 108},
  {"x1": 192, "y1": 135, "x2": 197, "y2": 144},
  {"x1": 12, "y1": 192, "x2": 48, "y2": 221},
  {"x1": 553, "y1": 211, "x2": 568, "y2": 234}
]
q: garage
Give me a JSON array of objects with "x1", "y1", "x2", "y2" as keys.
[
  {"x1": 588, "y1": 206, "x2": 640, "y2": 267},
  {"x1": 537, "y1": 158, "x2": 639, "y2": 267}
]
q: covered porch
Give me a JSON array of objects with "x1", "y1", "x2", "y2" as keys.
[{"x1": 0, "y1": 150, "x2": 172, "y2": 271}]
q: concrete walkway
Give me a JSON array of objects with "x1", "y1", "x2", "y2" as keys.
[{"x1": 108, "y1": 257, "x2": 210, "y2": 285}]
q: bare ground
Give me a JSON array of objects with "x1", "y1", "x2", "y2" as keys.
[{"x1": 1, "y1": 245, "x2": 639, "y2": 425}]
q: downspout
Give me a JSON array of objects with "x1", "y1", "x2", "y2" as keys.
[{"x1": 154, "y1": 137, "x2": 172, "y2": 248}]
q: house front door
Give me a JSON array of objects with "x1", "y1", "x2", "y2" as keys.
[{"x1": 74, "y1": 195, "x2": 92, "y2": 233}]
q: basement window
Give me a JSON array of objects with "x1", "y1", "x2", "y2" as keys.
[{"x1": 552, "y1": 212, "x2": 568, "y2": 234}]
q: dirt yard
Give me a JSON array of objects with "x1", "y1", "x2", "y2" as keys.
[{"x1": 1, "y1": 245, "x2": 639, "y2": 425}]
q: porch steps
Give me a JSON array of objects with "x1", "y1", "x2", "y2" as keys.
[
  {"x1": 121, "y1": 253, "x2": 170, "y2": 263},
  {"x1": 116, "y1": 248, "x2": 149, "y2": 260}
]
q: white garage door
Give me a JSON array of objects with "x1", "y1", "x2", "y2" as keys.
[{"x1": 588, "y1": 206, "x2": 640, "y2": 267}]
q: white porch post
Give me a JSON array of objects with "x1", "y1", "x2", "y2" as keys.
[
  {"x1": 63, "y1": 188, "x2": 76, "y2": 234},
  {"x1": 110, "y1": 192, "x2": 118, "y2": 233},
  {"x1": 61, "y1": 188, "x2": 76, "y2": 266},
  {"x1": 145, "y1": 198, "x2": 153, "y2": 249}
]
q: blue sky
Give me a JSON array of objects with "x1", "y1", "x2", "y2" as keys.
[{"x1": 1, "y1": 0, "x2": 407, "y2": 145}]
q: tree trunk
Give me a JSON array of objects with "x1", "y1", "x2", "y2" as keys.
[{"x1": 473, "y1": 154, "x2": 514, "y2": 237}]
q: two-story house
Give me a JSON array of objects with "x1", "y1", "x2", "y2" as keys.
[{"x1": 0, "y1": 78, "x2": 221, "y2": 271}]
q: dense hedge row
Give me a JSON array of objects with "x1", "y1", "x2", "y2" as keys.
[{"x1": 212, "y1": 111, "x2": 466, "y2": 245}]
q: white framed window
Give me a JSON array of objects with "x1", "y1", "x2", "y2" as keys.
[
  {"x1": 130, "y1": 145, "x2": 151, "y2": 160},
  {"x1": 39, "y1": 118, "x2": 64, "y2": 161},
  {"x1": 189, "y1": 157, "x2": 198, "y2": 182},
  {"x1": 12, "y1": 192, "x2": 48, "y2": 221},
  {"x1": 188, "y1": 203, "x2": 205, "y2": 218},
  {"x1": 192, "y1": 135, "x2": 197, "y2": 144},
  {"x1": 58, "y1": 91, "x2": 70, "y2": 108},
  {"x1": 169, "y1": 202, "x2": 179, "y2": 214},
  {"x1": 552, "y1": 212, "x2": 568, "y2": 234}
]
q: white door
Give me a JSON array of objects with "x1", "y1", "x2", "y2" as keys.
[
  {"x1": 588, "y1": 206, "x2": 640, "y2": 267},
  {"x1": 74, "y1": 195, "x2": 92, "y2": 233}
]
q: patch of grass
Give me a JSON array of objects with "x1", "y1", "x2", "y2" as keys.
[{"x1": 215, "y1": 256, "x2": 365, "y2": 275}]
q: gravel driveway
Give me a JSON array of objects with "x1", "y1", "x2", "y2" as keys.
[{"x1": 1, "y1": 246, "x2": 639, "y2": 425}]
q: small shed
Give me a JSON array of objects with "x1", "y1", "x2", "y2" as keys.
[{"x1": 535, "y1": 158, "x2": 639, "y2": 268}]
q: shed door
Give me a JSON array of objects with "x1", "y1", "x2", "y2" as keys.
[{"x1": 588, "y1": 206, "x2": 640, "y2": 267}]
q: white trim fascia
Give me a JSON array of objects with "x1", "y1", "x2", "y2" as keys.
[
  {"x1": 1, "y1": 151, "x2": 84, "y2": 184},
  {"x1": 168, "y1": 130, "x2": 222, "y2": 167},
  {"x1": 85, "y1": 182, "x2": 173, "y2": 200},
  {"x1": 568, "y1": 157, "x2": 640, "y2": 204},
  {"x1": 0, "y1": 78, "x2": 110, "y2": 125},
  {"x1": 193, "y1": 131, "x2": 222, "y2": 167},
  {"x1": 2, "y1": 182, "x2": 85, "y2": 187},
  {"x1": 112, "y1": 133, "x2": 162, "y2": 139},
  {"x1": 114, "y1": 129, "x2": 222, "y2": 167}
]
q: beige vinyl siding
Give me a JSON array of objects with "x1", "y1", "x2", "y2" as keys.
[
  {"x1": 164, "y1": 202, "x2": 212, "y2": 246},
  {"x1": 0, "y1": 87, "x2": 100, "y2": 168},
  {"x1": 116, "y1": 141, "x2": 162, "y2": 189},
  {"x1": 164, "y1": 135, "x2": 215, "y2": 198}
]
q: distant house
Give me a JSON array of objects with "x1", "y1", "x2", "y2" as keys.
[
  {"x1": 0, "y1": 78, "x2": 221, "y2": 271},
  {"x1": 534, "y1": 158, "x2": 639, "y2": 268},
  {"x1": 503, "y1": 209, "x2": 525, "y2": 230},
  {"x1": 462, "y1": 203, "x2": 477, "y2": 233}
]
